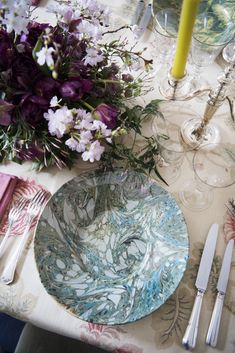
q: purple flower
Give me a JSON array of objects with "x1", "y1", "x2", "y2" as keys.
[
  {"x1": 20, "y1": 95, "x2": 48, "y2": 126},
  {"x1": 0, "y1": 100, "x2": 14, "y2": 126},
  {"x1": 93, "y1": 103, "x2": 119, "y2": 129},
  {"x1": 59, "y1": 78, "x2": 93, "y2": 100},
  {"x1": 0, "y1": 30, "x2": 14, "y2": 69},
  {"x1": 20, "y1": 22, "x2": 50, "y2": 51},
  {"x1": 11, "y1": 54, "x2": 42, "y2": 91},
  {"x1": 35, "y1": 77, "x2": 60, "y2": 100}
]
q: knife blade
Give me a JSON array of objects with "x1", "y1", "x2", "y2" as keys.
[
  {"x1": 182, "y1": 223, "x2": 219, "y2": 349},
  {"x1": 206, "y1": 238, "x2": 234, "y2": 347}
]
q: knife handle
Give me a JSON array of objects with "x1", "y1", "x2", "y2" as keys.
[
  {"x1": 182, "y1": 290, "x2": 204, "y2": 349},
  {"x1": 206, "y1": 292, "x2": 224, "y2": 347}
]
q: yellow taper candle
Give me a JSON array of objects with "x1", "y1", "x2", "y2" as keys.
[{"x1": 171, "y1": 0, "x2": 200, "y2": 79}]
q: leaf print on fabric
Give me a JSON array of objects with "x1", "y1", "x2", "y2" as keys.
[
  {"x1": 0, "y1": 279, "x2": 37, "y2": 319},
  {"x1": 151, "y1": 286, "x2": 194, "y2": 348}
]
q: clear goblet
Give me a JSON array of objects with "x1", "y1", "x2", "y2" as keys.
[
  {"x1": 152, "y1": 108, "x2": 186, "y2": 184},
  {"x1": 189, "y1": 11, "x2": 235, "y2": 93},
  {"x1": 179, "y1": 143, "x2": 235, "y2": 211},
  {"x1": 151, "y1": 8, "x2": 179, "y2": 78}
]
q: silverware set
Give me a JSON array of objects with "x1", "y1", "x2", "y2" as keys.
[
  {"x1": 182, "y1": 223, "x2": 234, "y2": 350},
  {"x1": 0, "y1": 189, "x2": 48, "y2": 285}
]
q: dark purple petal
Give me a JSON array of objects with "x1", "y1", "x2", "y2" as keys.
[
  {"x1": 59, "y1": 78, "x2": 93, "y2": 100},
  {"x1": 20, "y1": 95, "x2": 48, "y2": 126},
  {"x1": 94, "y1": 103, "x2": 119, "y2": 129},
  {"x1": 35, "y1": 77, "x2": 60, "y2": 100},
  {"x1": 0, "y1": 30, "x2": 14, "y2": 69}
]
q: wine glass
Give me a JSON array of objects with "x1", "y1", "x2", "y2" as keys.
[
  {"x1": 189, "y1": 11, "x2": 235, "y2": 93},
  {"x1": 151, "y1": 108, "x2": 186, "y2": 184},
  {"x1": 179, "y1": 143, "x2": 235, "y2": 211},
  {"x1": 151, "y1": 8, "x2": 179, "y2": 78}
]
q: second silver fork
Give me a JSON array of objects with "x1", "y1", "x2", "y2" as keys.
[
  {"x1": 0, "y1": 190, "x2": 47, "y2": 285},
  {"x1": 0, "y1": 197, "x2": 27, "y2": 257}
]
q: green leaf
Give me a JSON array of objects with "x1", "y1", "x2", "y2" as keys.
[{"x1": 142, "y1": 99, "x2": 163, "y2": 115}]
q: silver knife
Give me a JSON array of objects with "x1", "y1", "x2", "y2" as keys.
[
  {"x1": 182, "y1": 223, "x2": 219, "y2": 349},
  {"x1": 206, "y1": 238, "x2": 234, "y2": 347}
]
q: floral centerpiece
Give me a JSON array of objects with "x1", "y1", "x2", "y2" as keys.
[{"x1": 0, "y1": 0, "x2": 163, "y2": 180}]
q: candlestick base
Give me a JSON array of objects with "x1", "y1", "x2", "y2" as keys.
[
  {"x1": 159, "y1": 71, "x2": 193, "y2": 101},
  {"x1": 180, "y1": 118, "x2": 221, "y2": 148}
]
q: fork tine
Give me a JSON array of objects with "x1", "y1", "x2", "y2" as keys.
[
  {"x1": 9, "y1": 197, "x2": 27, "y2": 216},
  {"x1": 30, "y1": 190, "x2": 47, "y2": 206}
]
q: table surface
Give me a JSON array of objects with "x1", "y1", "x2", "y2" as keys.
[{"x1": 0, "y1": 1, "x2": 234, "y2": 353}]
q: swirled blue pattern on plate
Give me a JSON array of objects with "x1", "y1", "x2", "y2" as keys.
[{"x1": 34, "y1": 169, "x2": 189, "y2": 325}]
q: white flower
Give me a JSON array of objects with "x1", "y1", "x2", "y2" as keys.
[
  {"x1": 36, "y1": 46, "x2": 55, "y2": 68},
  {"x1": 74, "y1": 109, "x2": 93, "y2": 130},
  {"x1": 76, "y1": 20, "x2": 102, "y2": 42},
  {"x1": 50, "y1": 96, "x2": 60, "y2": 108},
  {"x1": 0, "y1": 0, "x2": 31, "y2": 34},
  {"x1": 84, "y1": 48, "x2": 104, "y2": 66},
  {"x1": 76, "y1": 130, "x2": 93, "y2": 152},
  {"x1": 91, "y1": 120, "x2": 112, "y2": 138},
  {"x1": 82, "y1": 140, "x2": 105, "y2": 162},
  {"x1": 65, "y1": 137, "x2": 79, "y2": 151},
  {"x1": 44, "y1": 106, "x2": 74, "y2": 138}
]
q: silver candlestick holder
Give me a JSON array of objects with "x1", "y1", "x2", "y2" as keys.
[{"x1": 181, "y1": 43, "x2": 235, "y2": 148}]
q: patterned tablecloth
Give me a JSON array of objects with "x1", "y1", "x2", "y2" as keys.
[{"x1": 0, "y1": 1, "x2": 234, "y2": 353}]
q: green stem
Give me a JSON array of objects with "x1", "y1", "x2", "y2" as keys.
[
  {"x1": 96, "y1": 79, "x2": 120, "y2": 84},
  {"x1": 80, "y1": 100, "x2": 94, "y2": 111}
]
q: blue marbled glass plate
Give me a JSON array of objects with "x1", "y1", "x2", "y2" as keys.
[{"x1": 34, "y1": 169, "x2": 189, "y2": 325}]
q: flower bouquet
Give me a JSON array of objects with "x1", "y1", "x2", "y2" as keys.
[{"x1": 0, "y1": 0, "x2": 163, "y2": 180}]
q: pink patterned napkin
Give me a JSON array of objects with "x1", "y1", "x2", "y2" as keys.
[
  {"x1": 0, "y1": 177, "x2": 50, "y2": 237},
  {"x1": 0, "y1": 173, "x2": 18, "y2": 221},
  {"x1": 31, "y1": 0, "x2": 41, "y2": 5}
]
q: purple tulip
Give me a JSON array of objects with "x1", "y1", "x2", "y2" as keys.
[
  {"x1": 35, "y1": 77, "x2": 60, "y2": 100},
  {"x1": 59, "y1": 78, "x2": 93, "y2": 100},
  {"x1": 11, "y1": 54, "x2": 42, "y2": 91},
  {"x1": 20, "y1": 95, "x2": 48, "y2": 126},
  {"x1": 93, "y1": 103, "x2": 119, "y2": 129}
]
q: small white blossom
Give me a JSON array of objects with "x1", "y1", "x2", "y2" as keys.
[
  {"x1": 36, "y1": 46, "x2": 55, "y2": 68},
  {"x1": 91, "y1": 120, "x2": 112, "y2": 137},
  {"x1": 82, "y1": 140, "x2": 105, "y2": 162},
  {"x1": 65, "y1": 137, "x2": 79, "y2": 151},
  {"x1": 44, "y1": 106, "x2": 74, "y2": 138},
  {"x1": 50, "y1": 96, "x2": 60, "y2": 108},
  {"x1": 76, "y1": 20, "x2": 102, "y2": 42},
  {"x1": 84, "y1": 48, "x2": 104, "y2": 66}
]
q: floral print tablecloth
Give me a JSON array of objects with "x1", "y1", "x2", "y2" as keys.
[{"x1": 0, "y1": 1, "x2": 235, "y2": 353}]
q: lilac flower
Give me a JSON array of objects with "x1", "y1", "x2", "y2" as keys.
[
  {"x1": 84, "y1": 48, "x2": 104, "y2": 66},
  {"x1": 82, "y1": 140, "x2": 105, "y2": 162},
  {"x1": 44, "y1": 106, "x2": 74, "y2": 138},
  {"x1": 93, "y1": 103, "x2": 119, "y2": 129},
  {"x1": 59, "y1": 78, "x2": 93, "y2": 100}
]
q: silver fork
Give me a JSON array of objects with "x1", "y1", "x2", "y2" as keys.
[
  {"x1": 0, "y1": 190, "x2": 47, "y2": 285},
  {"x1": 0, "y1": 197, "x2": 27, "y2": 257}
]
